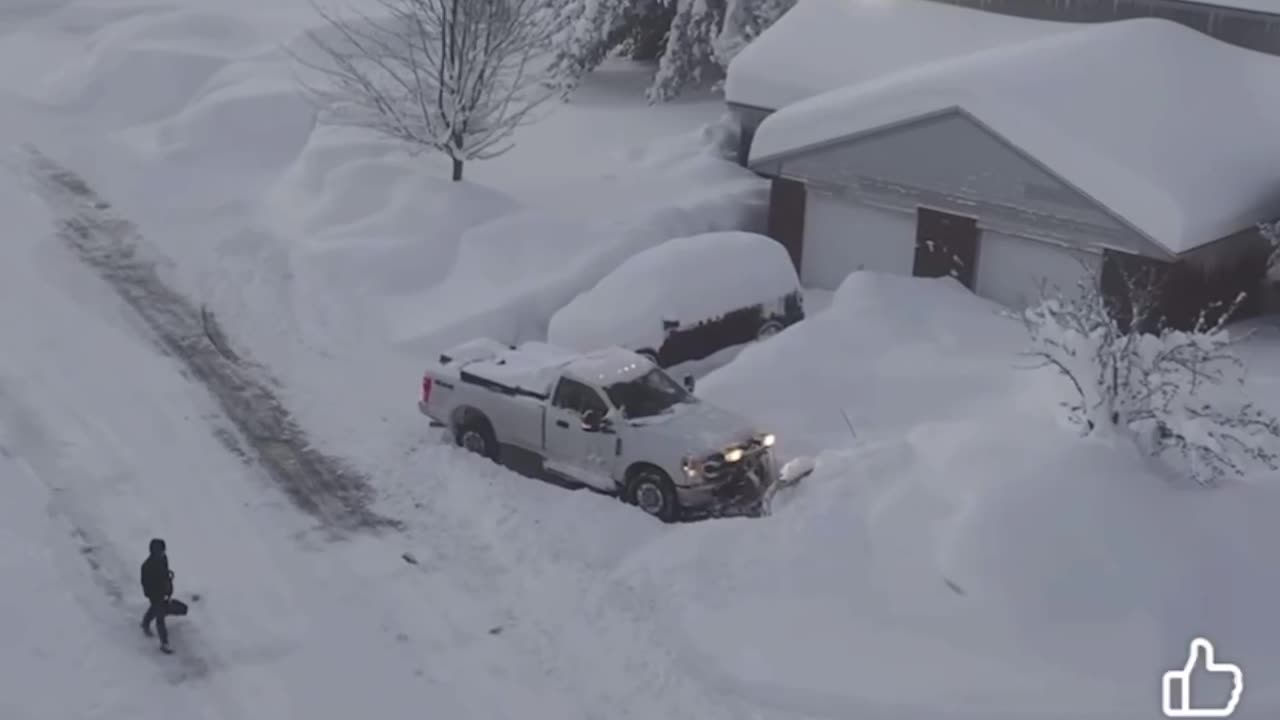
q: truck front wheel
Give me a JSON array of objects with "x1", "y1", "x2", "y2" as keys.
[{"x1": 626, "y1": 467, "x2": 679, "y2": 523}]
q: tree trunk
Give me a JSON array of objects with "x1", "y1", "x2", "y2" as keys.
[{"x1": 451, "y1": 130, "x2": 465, "y2": 181}]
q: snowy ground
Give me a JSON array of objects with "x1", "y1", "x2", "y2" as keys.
[{"x1": 4, "y1": 1, "x2": 1280, "y2": 719}]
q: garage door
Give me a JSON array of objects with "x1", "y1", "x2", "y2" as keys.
[
  {"x1": 974, "y1": 230, "x2": 1101, "y2": 310},
  {"x1": 802, "y1": 192, "x2": 916, "y2": 291}
]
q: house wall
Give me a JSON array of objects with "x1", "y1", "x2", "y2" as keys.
[
  {"x1": 774, "y1": 110, "x2": 1167, "y2": 259},
  {"x1": 925, "y1": 0, "x2": 1280, "y2": 56}
]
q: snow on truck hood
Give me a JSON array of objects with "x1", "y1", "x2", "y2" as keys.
[{"x1": 626, "y1": 400, "x2": 762, "y2": 458}]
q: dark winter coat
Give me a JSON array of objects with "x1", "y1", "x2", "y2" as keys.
[{"x1": 140, "y1": 553, "x2": 173, "y2": 601}]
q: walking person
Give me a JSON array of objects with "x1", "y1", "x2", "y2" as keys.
[{"x1": 140, "y1": 537, "x2": 174, "y2": 654}]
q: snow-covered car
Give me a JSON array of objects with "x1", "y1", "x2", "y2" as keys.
[
  {"x1": 547, "y1": 231, "x2": 804, "y2": 368},
  {"x1": 417, "y1": 338, "x2": 780, "y2": 521}
]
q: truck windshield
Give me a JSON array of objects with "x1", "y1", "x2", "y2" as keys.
[{"x1": 604, "y1": 368, "x2": 692, "y2": 419}]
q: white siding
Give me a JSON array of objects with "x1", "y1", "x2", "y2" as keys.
[
  {"x1": 974, "y1": 230, "x2": 1101, "y2": 310},
  {"x1": 803, "y1": 192, "x2": 916, "y2": 291}
]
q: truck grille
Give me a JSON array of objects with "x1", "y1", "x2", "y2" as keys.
[{"x1": 703, "y1": 442, "x2": 774, "y2": 494}]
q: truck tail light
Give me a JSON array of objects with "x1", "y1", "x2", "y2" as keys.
[{"x1": 421, "y1": 375, "x2": 433, "y2": 404}]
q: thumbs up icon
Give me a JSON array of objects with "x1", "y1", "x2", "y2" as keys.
[{"x1": 1162, "y1": 637, "x2": 1244, "y2": 718}]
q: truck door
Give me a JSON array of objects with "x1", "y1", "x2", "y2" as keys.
[{"x1": 545, "y1": 378, "x2": 617, "y2": 492}]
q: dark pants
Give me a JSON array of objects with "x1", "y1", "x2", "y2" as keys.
[{"x1": 142, "y1": 598, "x2": 169, "y2": 644}]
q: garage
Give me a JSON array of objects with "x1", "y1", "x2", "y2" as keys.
[
  {"x1": 800, "y1": 190, "x2": 1104, "y2": 309},
  {"x1": 742, "y1": 18, "x2": 1280, "y2": 328},
  {"x1": 802, "y1": 191, "x2": 915, "y2": 291},
  {"x1": 974, "y1": 231, "x2": 1102, "y2": 309}
]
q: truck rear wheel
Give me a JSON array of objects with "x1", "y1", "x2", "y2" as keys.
[
  {"x1": 626, "y1": 467, "x2": 679, "y2": 523},
  {"x1": 455, "y1": 420, "x2": 498, "y2": 461}
]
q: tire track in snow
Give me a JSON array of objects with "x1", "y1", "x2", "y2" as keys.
[
  {"x1": 0, "y1": 378, "x2": 219, "y2": 689},
  {"x1": 15, "y1": 145, "x2": 398, "y2": 536}
]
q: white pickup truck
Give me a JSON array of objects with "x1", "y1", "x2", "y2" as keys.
[{"x1": 417, "y1": 338, "x2": 780, "y2": 521}]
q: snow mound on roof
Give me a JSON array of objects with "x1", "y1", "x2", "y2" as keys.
[
  {"x1": 547, "y1": 231, "x2": 799, "y2": 353},
  {"x1": 624, "y1": 269, "x2": 1280, "y2": 718},
  {"x1": 725, "y1": 0, "x2": 1072, "y2": 110},
  {"x1": 1172, "y1": 0, "x2": 1280, "y2": 12},
  {"x1": 751, "y1": 18, "x2": 1280, "y2": 253}
]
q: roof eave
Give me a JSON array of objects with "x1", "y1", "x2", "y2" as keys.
[
  {"x1": 749, "y1": 106, "x2": 963, "y2": 170},
  {"x1": 751, "y1": 104, "x2": 1181, "y2": 260}
]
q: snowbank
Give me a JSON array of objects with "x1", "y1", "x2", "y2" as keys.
[
  {"x1": 725, "y1": 0, "x2": 1071, "y2": 110},
  {"x1": 386, "y1": 156, "x2": 768, "y2": 354},
  {"x1": 139, "y1": 62, "x2": 316, "y2": 172},
  {"x1": 750, "y1": 17, "x2": 1280, "y2": 253},
  {"x1": 700, "y1": 272, "x2": 1029, "y2": 459},
  {"x1": 547, "y1": 231, "x2": 799, "y2": 353},
  {"x1": 625, "y1": 271, "x2": 1280, "y2": 719}
]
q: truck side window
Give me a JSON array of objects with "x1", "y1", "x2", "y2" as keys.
[
  {"x1": 552, "y1": 378, "x2": 608, "y2": 418},
  {"x1": 552, "y1": 378, "x2": 587, "y2": 413},
  {"x1": 580, "y1": 387, "x2": 608, "y2": 417}
]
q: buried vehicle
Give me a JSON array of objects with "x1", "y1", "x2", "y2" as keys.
[
  {"x1": 418, "y1": 339, "x2": 781, "y2": 521},
  {"x1": 547, "y1": 231, "x2": 804, "y2": 369}
]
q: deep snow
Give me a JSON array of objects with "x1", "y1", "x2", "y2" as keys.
[
  {"x1": 4, "y1": 0, "x2": 1280, "y2": 719},
  {"x1": 692, "y1": 273, "x2": 1280, "y2": 719},
  {"x1": 725, "y1": 0, "x2": 1072, "y2": 111}
]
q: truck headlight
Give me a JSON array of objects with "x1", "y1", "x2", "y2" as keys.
[
  {"x1": 723, "y1": 447, "x2": 744, "y2": 463},
  {"x1": 761, "y1": 433, "x2": 776, "y2": 448}
]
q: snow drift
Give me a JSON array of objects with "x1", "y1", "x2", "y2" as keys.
[
  {"x1": 647, "y1": 271, "x2": 1280, "y2": 719},
  {"x1": 386, "y1": 156, "x2": 769, "y2": 354}
]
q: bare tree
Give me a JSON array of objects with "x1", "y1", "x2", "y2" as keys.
[
  {"x1": 294, "y1": 0, "x2": 558, "y2": 181},
  {"x1": 1021, "y1": 263, "x2": 1280, "y2": 486}
]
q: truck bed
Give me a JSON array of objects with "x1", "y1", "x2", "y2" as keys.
[{"x1": 438, "y1": 340, "x2": 578, "y2": 400}]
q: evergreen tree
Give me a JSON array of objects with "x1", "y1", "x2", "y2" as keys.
[
  {"x1": 549, "y1": 0, "x2": 795, "y2": 102},
  {"x1": 647, "y1": 0, "x2": 725, "y2": 102},
  {"x1": 714, "y1": 0, "x2": 795, "y2": 66}
]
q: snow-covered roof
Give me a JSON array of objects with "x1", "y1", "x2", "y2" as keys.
[
  {"x1": 750, "y1": 17, "x2": 1280, "y2": 254},
  {"x1": 724, "y1": 0, "x2": 1074, "y2": 111},
  {"x1": 1203, "y1": 0, "x2": 1280, "y2": 13}
]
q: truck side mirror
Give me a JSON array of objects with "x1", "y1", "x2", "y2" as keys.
[
  {"x1": 581, "y1": 409, "x2": 603, "y2": 432},
  {"x1": 683, "y1": 375, "x2": 695, "y2": 393}
]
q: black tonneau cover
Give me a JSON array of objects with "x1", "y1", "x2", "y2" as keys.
[{"x1": 458, "y1": 368, "x2": 549, "y2": 401}]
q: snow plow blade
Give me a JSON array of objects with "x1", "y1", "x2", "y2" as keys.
[{"x1": 697, "y1": 456, "x2": 813, "y2": 520}]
